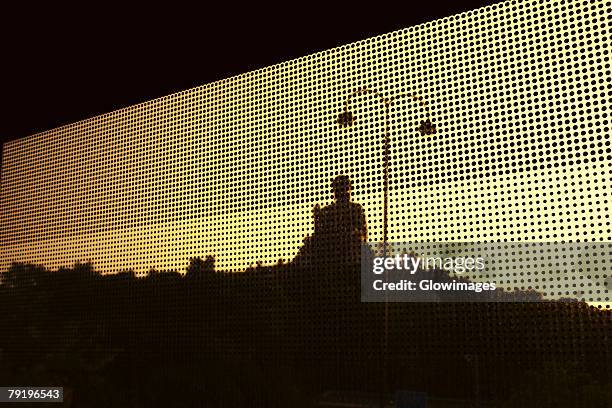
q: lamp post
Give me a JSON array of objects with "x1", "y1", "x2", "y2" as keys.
[
  {"x1": 336, "y1": 87, "x2": 436, "y2": 406},
  {"x1": 337, "y1": 88, "x2": 436, "y2": 247}
]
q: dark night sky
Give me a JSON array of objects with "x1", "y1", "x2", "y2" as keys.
[{"x1": 1, "y1": 1, "x2": 498, "y2": 162}]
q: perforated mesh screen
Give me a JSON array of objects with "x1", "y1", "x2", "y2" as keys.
[
  {"x1": 1, "y1": 0, "x2": 610, "y2": 279},
  {"x1": 2, "y1": 1, "x2": 610, "y2": 278},
  {"x1": 0, "y1": 1, "x2": 611, "y2": 404}
]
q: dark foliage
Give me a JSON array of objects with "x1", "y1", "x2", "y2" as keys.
[{"x1": 0, "y1": 259, "x2": 610, "y2": 407}]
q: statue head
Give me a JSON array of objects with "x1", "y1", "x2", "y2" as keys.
[{"x1": 332, "y1": 175, "x2": 352, "y2": 202}]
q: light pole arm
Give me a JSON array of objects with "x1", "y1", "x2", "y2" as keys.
[
  {"x1": 389, "y1": 92, "x2": 432, "y2": 118},
  {"x1": 342, "y1": 87, "x2": 433, "y2": 119},
  {"x1": 343, "y1": 87, "x2": 389, "y2": 112}
]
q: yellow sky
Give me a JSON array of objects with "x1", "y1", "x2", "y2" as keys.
[{"x1": 1, "y1": 0, "x2": 610, "y2": 306}]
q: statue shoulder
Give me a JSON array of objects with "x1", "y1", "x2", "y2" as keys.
[
  {"x1": 349, "y1": 201, "x2": 365, "y2": 213},
  {"x1": 319, "y1": 202, "x2": 335, "y2": 214}
]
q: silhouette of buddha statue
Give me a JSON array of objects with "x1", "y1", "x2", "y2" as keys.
[
  {"x1": 316, "y1": 175, "x2": 367, "y2": 244},
  {"x1": 294, "y1": 175, "x2": 367, "y2": 266}
]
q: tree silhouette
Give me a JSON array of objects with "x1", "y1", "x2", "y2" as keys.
[{"x1": 186, "y1": 255, "x2": 215, "y2": 278}]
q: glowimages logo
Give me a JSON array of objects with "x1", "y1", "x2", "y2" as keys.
[{"x1": 360, "y1": 242, "x2": 611, "y2": 303}]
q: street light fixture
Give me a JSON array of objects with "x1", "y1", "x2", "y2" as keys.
[{"x1": 336, "y1": 87, "x2": 436, "y2": 245}]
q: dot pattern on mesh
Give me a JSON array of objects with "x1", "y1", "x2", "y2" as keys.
[{"x1": 0, "y1": 0, "x2": 611, "y2": 307}]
